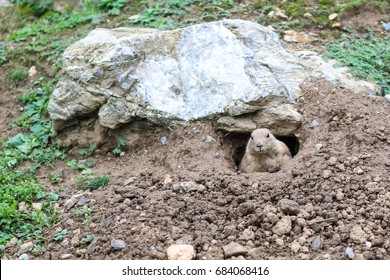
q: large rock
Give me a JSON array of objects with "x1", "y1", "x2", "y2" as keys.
[{"x1": 48, "y1": 19, "x2": 379, "y2": 147}]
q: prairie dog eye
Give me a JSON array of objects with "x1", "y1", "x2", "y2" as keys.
[
  {"x1": 266, "y1": 133, "x2": 269, "y2": 138},
  {"x1": 250, "y1": 136, "x2": 254, "y2": 140}
]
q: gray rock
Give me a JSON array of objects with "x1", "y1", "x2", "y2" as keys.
[
  {"x1": 311, "y1": 236, "x2": 323, "y2": 251},
  {"x1": 61, "y1": 254, "x2": 74, "y2": 260},
  {"x1": 77, "y1": 196, "x2": 91, "y2": 206},
  {"x1": 18, "y1": 241, "x2": 34, "y2": 255},
  {"x1": 272, "y1": 216, "x2": 292, "y2": 236},
  {"x1": 64, "y1": 194, "x2": 83, "y2": 211},
  {"x1": 223, "y1": 242, "x2": 248, "y2": 257},
  {"x1": 111, "y1": 239, "x2": 126, "y2": 250},
  {"x1": 278, "y1": 198, "x2": 300, "y2": 215},
  {"x1": 384, "y1": 22, "x2": 390, "y2": 31},
  {"x1": 167, "y1": 244, "x2": 196, "y2": 260},
  {"x1": 18, "y1": 253, "x2": 29, "y2": 260},
  {"x1": 87, "y1": 237, "x2": 99, "y2": 254},
  {"x1": 48, "y1": 20, "x2": 379, "y2": 146},
  {"x1": 384, "y1": 95, "x2": 390, "y2": 103},
  {"x1": 350, "y1": 225, "x2": 366, "y2": 243},
  {"x1": 345, "y1": 247, "x2": 355, "y2": 259}
]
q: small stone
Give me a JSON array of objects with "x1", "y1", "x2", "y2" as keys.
[
  {"x1": 238, "y1": 201, "x2": 255, "y2": 215},
  {"x1": 87, "y1": 238, "x2": 99, "y2": 254},
  {"x1": 61, "y1": 254, "x2": 73, "y2": 260},
  {"x1": 6, "y1": 237, "x2": 18, "y2": 248},
  {"x1": 345, "y1": 247, "x2": 355, "y2": 259},
  {"x1": 32, "y1": 203, "x2": 42, "y2": 210},
  {"x1": 291, "y1": 241, "x2": 301, "y2": 253},
  {"x1": 205, "y1": 135, "x2": 216, "y2": 143},
  {"x1": 350, "y1": 225, "x2": 366, "y2": 243},
  {"x1": 323, "y1": 253, "x2": 331, "y2": 259},
  {"x1": 18, "y1": 202, "x2": 27, "y2": 213},
  {"x1": 167, "y1": 244, "x2": 196, "y2": 260},
  {"x1": 120, "y1": 151, "x2": 125, "y2": 157},
  {"x1": 278, "y1": 198, "x2": 300, "y2": 215},
  {"x1": 275, "y1": 238, "x2": 284, "y2": 246},
  {"x1": 160, "y1": 136, "x2": 167, "y2": 145},
  {"x1": 163, "y1": 175, "x2": 173, "y2": 186},
  {"x1": 383, "y1": 22, "x2": 390, "y2": 31},
  {"x1": 353, "y1": 167, "x2": 364, "y2": 175},
  {"x1": 61, "y1": 239, "x2": 70, "y2": 248},
  {"x1": 363, "y1": 251, "x2": 375, "y2": 260},
  {"x1": 310, "y1": 119, "x2": 319, "y2": 127},
  {"x1": 336, "y1": 190, "x2": 344, "y2": 200},
  {"x1": 129, "y1": 14, "x2": 140, "y2": 20},
  {"x1": 223, "y1": 242, "x2": 248, "y2": 257},
  {"x1": 315, "y1": 143, "x2": 323, "y2": 152},
  {"x1": 28, "y1": 66, "x2": 38, "y2": 77},
  {"x1": 111, "y1": 239, "x2": 126, "y2": 250},
  {"x1": 296, "y1": 218, "x2": 306, "y2": 227},
  {"x1": 303, "y1": 13, "x2": 313, "y2": 19},
  {"x1": 323, "y1": 170, "x2": 332, "y2": 179},
  {"x1": 332, "y1": 23, "x2": 341, "y2": 28},
  {"x1": 311, "y1": 236, "x2": 323, "y2": 251},
  {"x1": 18, "y1": 253, "x2": 30, "y2": 260},
  {"x1": 384, "y1": 95, "x2": 390, "y2": 103},
  {"x1": 275, "y1": 8, "x2": 288, "y2": 19},
  {"x1": 272, "y1": 216, "x2": 292, "y2": 236},
  {"x1": 124, "y1": 177, "x2": 137, "y2": 187},
  {"x1": 64, "y1": 194, "x2": 83, "y2": 211},
  {"x1": 18, "y1": 241, "x2": 34, "y2": 255},
  {"x1": 77, "y1": 196, "x2": 90, "y2": 206},
  {"x1": 328, "y1": 157, "x2": 337, "y2": 166},
  {"x1": 365, "y1": 241, "x2": 372, "y2": 248},
  {"x1": 328, "y1": 13, "x2": 338, "y2": 20}
]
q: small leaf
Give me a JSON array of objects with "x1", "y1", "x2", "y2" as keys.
[{"x1": 50, "y1": 192, "x2": 59, "y2": 202}]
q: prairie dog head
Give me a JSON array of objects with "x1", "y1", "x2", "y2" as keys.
[{"x1": 247, "y1": 128, "x2": 276, "y2": 153}]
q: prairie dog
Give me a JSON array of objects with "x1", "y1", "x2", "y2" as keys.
[{"x1": 239, "y1": 128, "x2": 291, "y2": 173}]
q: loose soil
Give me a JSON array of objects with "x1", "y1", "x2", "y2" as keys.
[
  {"x1": 1, "y1": 2, "x2": 390, "y2": 260},
  {"x1": 6, "y1": 79, "x2": 389, "y2": 260}
]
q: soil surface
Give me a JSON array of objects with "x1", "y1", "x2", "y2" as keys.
[
  {"x1": 6, "y1": 79, "x2": 389, "y2": 260},
  {"x1": 1, "y1": 2, "x2": 390, "y2": 260}
]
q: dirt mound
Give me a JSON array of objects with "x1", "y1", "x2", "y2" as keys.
[{"x1": 5, "y1": 79, "x2": 390, "y2": 260}]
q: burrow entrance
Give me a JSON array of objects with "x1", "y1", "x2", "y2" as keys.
[{"x1": 224, "y1": 132, "x2": 300, "y2": 168}]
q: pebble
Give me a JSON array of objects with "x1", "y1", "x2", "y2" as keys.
[
  {"x1": 363, "y1": 251, "x2": 375, "y2": 260},
  {"x1": 77, "y1": 196, "x2": 91, "y2": 206},
  {"x1": 6, "y1": 237, "x2": 18, "y2": 248},
  {"x1": 18, "y1": 253, "x2": 29, "y2": 260},
  {"x1": 383, "y1": 22, "x2": 390, "y2": 31},
  {"x1": 328, "y1": 13, "x2": 338, "y2": 20},
  {"x1": 291, "y1": 241, "x2": 301, "y2": 253},
  {"x1": 311, "y1": 236, "x2": 323, "y2": 251},
  {"x1": 61, "y1": 254, "x2": 73, "y2": 260},
  {"x1": 111, "y1": 239, "x2": 126, "y2": 250},
  {"x1": 64, "y1": 194, "x2": 83, "y2": 211},
  {"x1": 275, "y1": 238, "x2": 284, "y2": 246},
  {"x1": 167, "y1": 244, "x2": 196, "y2": 260},
  {"x1": 331, "y1": 23, "x2": 341, "y2": 28},
  {"x1": 32, "y1": 203, "x2": 42, "y2": 210},
  {"x1": 18, "y1": 202, "x2": 27, "y2": 213},
  {"x1": 384, "y1": 95, "x2": 390, "y2": 103},
  {"x1": 323, "y1": 170, "x2": 332, "y2": 179},
  {"x1": 350, "y1": 225, "x2": 366, "y2": 243},
  {"x1": 345, "y1": 247, "x2": 355, "y2": 259},
  {"x1": 205, "y1": 135, "x2": 216, "y2": 143},
  {"x1": 278, "y1": 199, "x2": 300, "y2": 215},
  {"x1": 327, "y1": 157, "x2": 337, "y2": 166},
  {"x1": 303, "y1": 13, "x2": 313, "y2": 19},
  {"x1": 28, "y1": 66, "x2": 37, "y2": 77},
  {"x1": 315, "y1": 143, "x2": 323, "y2": 152},
  {"x1": 61, "y1": 239, "x2": 70, "y2": 248},
  {"x1": 123, "y1": 177, "x2": 136, "y2": 186},
  {"x1": 336, "y1": 190, "x2": 344, "y2": 200},
  {"x1": 310, "y1": 119, "x2": 319, "y2": 127},
  {"x1": 18, "y1": 241, "x2": 34, "y2": 255},
  {"x1": 223, "y1": 242, "x2": 248, "y2": 257},
  {"x1": 353, "y1": 167, "x2": 364, "y2": 175},
  {"x1": 160, "y1": 136, "x2": 167, "y2": 145},
  {"x1": 275, "y1": 8, "x2": 288, "y2": 19},
  {"x1": 272, "y1": 216, "x2": 292, "y2": 236}
]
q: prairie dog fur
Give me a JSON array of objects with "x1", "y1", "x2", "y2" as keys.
[{"x1": 239, "y1": 128, "x2": 291, "y2": 173}]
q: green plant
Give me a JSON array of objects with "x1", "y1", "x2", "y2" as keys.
[
  {"x1": 112, "y1": 137, "x2": 126, "y2": 156},
  {"x1": 48, "y1": 173, "x2": 62, "y2": 184},
  {"x1": 73, "y1": 205, "x2": 93, "y2": 224},
  {"x1": 53, "y1": 228, "x2": 67, "y2": 241},
  {"x1": 11, "y1": 67, "x2": 28, "y2": 85},
  {"x1": 324, "y1": 32, "x2": 390, "y2": 95},
  {"x1": 9, "y1": 0, "x2": 54, "y2": 16},
  {"x1": 79, "y1": 145, "x2": 96, "y2": 158},
  {"x1": 80, "y1": 234, "x2": 95, "y2": 244},
  {"x1": 75, "y1": 174, "x2": 110, "y2": 191}
]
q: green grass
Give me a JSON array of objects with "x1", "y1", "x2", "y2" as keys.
[{"x1": 324, "y1": 33, "x2": 390, "y2": 95}]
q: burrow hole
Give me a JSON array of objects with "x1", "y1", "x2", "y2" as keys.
[{"x1": 225, "y1": 132, "x2": 300, "y2": 168}]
